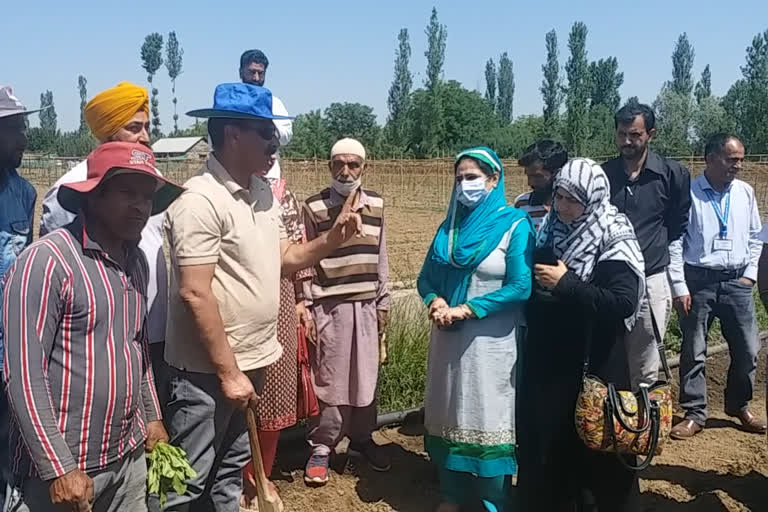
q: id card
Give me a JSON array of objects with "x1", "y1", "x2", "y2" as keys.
[{"x1": 713, "y1": 238, "x2": 733, "y2": 252}]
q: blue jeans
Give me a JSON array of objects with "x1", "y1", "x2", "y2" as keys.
[
  {"x1": 156, "y1": 367, "x2": 265, "y2": 512},
  {"x1": 678, "y1": 272, "x2": 759, "y2": 426}
]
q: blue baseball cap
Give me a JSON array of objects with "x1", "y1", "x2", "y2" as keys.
[{"x1": 186, "y1": 83, "x2": 294, "y2": 121}]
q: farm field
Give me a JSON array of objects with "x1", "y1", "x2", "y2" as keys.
[
  {"x1": 21, "y1": 156, "x2": 768, "y2": 284},
  {"x1": 264, "y1": 349, "x2": 768, "y2": 512}
]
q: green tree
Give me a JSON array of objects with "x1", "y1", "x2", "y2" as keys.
[
  {"x1": 408, "y1": 81, "x2": 498, "y2": 157},
  {"x1": 165, "y1": 31, "x2": 184, "y2": 135},
  {"x1": 179, "y1": 120, "x2": 208, "y2": 138},
  {"x1": 624, "y1": 96, "x2": 640, "y2": 107},
  {"x1": 78, "y1": 75, "x2": 88, "y2": 133},
  {"x1": 541, "y1": 29, "x2": 563, "y2": 136},
  {"x1": 589, "y1": 57, "x2": 624, "y2": 110},
  {"x1": 584, "y1": 104, "x2": 618, "y2": 157},
  {"x1": 424, "y1": 7, "x2": 447, "y2": 92},
  {"x1": 39, "y1": 91, "x2": 57, "y2": 134},
  {"x1": 694, "y1": 64, "x2": 712, "y2": 105},
  {"x1": 386, "y1": 28, "x2": 413, "y2": 150},
  {"x1": 497, "y1": 52, "x2": 515, "y2": 124},
  {"x1": 723, "y1": 79, "x2": 749, "y2": 141},
  {"x1": 671, "y1": 33, "x2": 695, "y2": 97},
  {"x1": 141, "y1": 32, "x2": 164, "y2": 138},
  {"x1": 494, "y1": 115, "x2": 546, "y2": 158},
  {"x1": 485, "y1": 58, "x2": 497, "y2": 107},
  {"x1": 421, "y1": 8, "x2": 448, "y2": 156},
  {"x1": 652, "y1": 84, "x2": 693, "y2": 156},
  {"x1": 283, "y1": 110, "x2": 332, "y2": 158},
  {"x1": 739, "y1": 29, "x2": 768, "y2": 152},
  {"x1": 56, "y1": 131, "x2": 98, "y2": 157},
  {"x1": 692, "y1": 96, "x2": 734, "y2": 153},
  {"x1": 324, "y1": 102, "x2": 380, "y2": 152},
  {"x1": 565, "y1": 22, "x2": 590, "y2": 155}
]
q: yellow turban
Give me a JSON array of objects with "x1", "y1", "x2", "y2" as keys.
[{"x1": 85, "y1": 82, "x2": 149, "y2": 140}]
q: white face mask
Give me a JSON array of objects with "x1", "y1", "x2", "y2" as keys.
[
  {"x1": 331, "y1": 177, "x2": 361, "y2": 196},
  {"x1": 456, "y1": 177, "x2": 489, "y2": 208}
]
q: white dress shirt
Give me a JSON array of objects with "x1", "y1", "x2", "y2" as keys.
[
  {"x1": 668, "y1": 174, "x2": 762, "y2": 297},
  {"x1": 39, "y1": 160, "x2": 168, "y2": 344}
]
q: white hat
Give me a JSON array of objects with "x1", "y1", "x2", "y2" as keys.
[
  {"x1": 0, "y1": 86, "x2": 43, "y2": 119},
  {"x1": 330, "y1": 138, "x2": 366, "y2": 160}
]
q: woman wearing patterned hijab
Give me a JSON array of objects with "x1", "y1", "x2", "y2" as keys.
[
  {"x1": 418, "y1": 147, "x2": 534, "y2": 512},
  {"x1": 517, "y1": 158, "x2": 645, "y2": 511}
]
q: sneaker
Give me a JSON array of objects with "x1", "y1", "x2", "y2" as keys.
[
  {"x1": 349, "y1": 440, "x2": 391, "y2": 472},
  {"x1": 304, "y1": 453, "x2": 330, "y2": 485}
]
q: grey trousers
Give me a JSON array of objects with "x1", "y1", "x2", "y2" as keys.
[
  {"x1": 679, "y1": 273, "x2": 759, "y2": 426},
  {"x1": 5, "y1": 447, "x2": 147, "y2": 512},
  {"x1": 307, "y1": 399, "x2": 377, "y2": 456},
  {"x1": 625, "y1": 272, "x2": 671, "y2": 390},
  {"x1": 157, "y1": 367, "x2": 265, "y2": 512}
]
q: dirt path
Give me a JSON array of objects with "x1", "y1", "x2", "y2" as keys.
[{"x1": 269, "y1": 349, "x2": 768, "y2": 511}]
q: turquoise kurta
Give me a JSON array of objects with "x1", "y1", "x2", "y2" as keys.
[{"x1": 418, "y1": 217, "x2": 533, "y2": 478}]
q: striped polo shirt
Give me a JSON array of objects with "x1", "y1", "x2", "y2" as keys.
[
  {"x1": 514, "y1": 191, "x2": 550, "y2": 230},
  {"x1": 1, "y1": 217, "x2": 161, "y2": 481}
]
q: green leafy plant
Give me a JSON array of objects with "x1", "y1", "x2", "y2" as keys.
[{"x1": 147, "y1": 441, "x2": 196, "y2": 507}]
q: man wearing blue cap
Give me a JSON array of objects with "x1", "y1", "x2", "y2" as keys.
[{"x1": 161, "y1": 83, "x2": 362, "y2": 510}]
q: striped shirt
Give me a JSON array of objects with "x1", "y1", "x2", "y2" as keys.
[
  {"x1": 1, "y1": 217, "x2": 161, "y2": 481},
  {"x1": 514, "y1": 191, "x2": 550, "y2": 230},
  {"x1": 304, "y1": 188, "x2": 386, "y2": 302}
]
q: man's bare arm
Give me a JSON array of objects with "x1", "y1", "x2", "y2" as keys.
[
  {"x1": 177, "y1": 263, "x2": 257, "y2": 408},
  {"x1": 281, "y1": 211, "x2": 362, "y2": 274}
]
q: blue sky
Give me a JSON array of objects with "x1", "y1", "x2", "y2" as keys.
[{"x1": 3, "y1": 0, "x2": 767, "y2": 132}]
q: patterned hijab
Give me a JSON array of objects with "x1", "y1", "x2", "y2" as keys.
[{"x1": 537, "y1": 158, "x2": 645, "y2": 329}]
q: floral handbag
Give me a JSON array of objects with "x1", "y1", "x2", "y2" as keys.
[{"x1": 574, "y1": 304, "x2": 673, "y2": 471}]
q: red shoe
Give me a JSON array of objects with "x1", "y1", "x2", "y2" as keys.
[{"x1": 304, "y1": 453, "x2": 330, "y2": 486}]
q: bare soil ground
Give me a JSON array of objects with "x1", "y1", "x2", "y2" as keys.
[{"x1": 267, "y1": 349, "x2": 768, "y2": 512}]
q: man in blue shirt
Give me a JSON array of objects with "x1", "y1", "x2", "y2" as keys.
[
  {"x1": 669, "y1": 133, "x2": 766, "y2": 439},
  {"x1": 0, "y1": 85, "x2": 39, "y2": 505}
]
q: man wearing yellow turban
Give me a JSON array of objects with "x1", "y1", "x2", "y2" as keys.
[
  {"x1": 83, "y1": 81, "x2": 150, "y2": 142},
  {"x1": 38, "y1": 82, "x2": 169, "y2": 455}
]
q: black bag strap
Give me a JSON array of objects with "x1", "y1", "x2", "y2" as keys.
[
  {"x1": 647, "y1": 291, "x2": 672, "y2": 382},
  {"x1": 607, "y1": 383, "x2": 651, "y2": 435},
  {"x1": 606, "y1": 386, "x2": 661, "y2": 472}
]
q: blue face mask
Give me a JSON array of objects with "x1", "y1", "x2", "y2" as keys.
[{"x1": 456, "y1": 177, "x2": 489, "y2": 208}]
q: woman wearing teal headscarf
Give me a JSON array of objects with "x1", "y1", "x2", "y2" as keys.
[{"x1": 418, "y1": 147, "x2": 534, "y2": 512}]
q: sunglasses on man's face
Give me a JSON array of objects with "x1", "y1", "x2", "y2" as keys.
[{"x1": 242, "y1": 121, "x2": 276, "y2": 141}]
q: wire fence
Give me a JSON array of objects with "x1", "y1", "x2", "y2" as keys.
[{"x1": 19, "y1": 155, "x2": 768, "y2": 283}]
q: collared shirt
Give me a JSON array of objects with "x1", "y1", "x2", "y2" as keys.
[
  {"x1": 668, "y1": 175, "x2": 762, "y2": 297},
  {"x1": 0, "y1": 168, "x2": 36, "y2": 367},
  {"x1": 603, "y1": 151, "x2": 691, "y2": 275},
  {"x1": 39, "y1": 160, "x2": 168, "y2": 344},
  {"x1": 514, "y1": 191, "x2": 549, "y2": 231},
  {"x1": 1, "y1": 217, "x2": 161, "y2": 481},
  {"x1": 164, "y1": 155, "x2": 286, "y2": 374}
]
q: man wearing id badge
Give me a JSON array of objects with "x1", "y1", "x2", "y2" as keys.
[{"x1": 669, "y1": 134, "x2": 766, "y2": 440}]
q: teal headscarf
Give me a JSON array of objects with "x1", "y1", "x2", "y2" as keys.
[{"x1": 421, "y1": 147, "x2": 530, "y2": 306}]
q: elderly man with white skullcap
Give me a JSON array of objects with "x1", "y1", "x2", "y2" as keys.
[{"x1": 302, "y1": 138, "x2": 391, "y2": 486}]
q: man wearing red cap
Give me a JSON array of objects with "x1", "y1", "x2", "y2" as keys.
[{"x1": 2, "y1": 142, "x2": 183, "y2": 512}]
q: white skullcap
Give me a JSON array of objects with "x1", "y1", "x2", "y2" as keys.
[{"x1": 330, "y1": 138, "x2": 366, "y2": 160}]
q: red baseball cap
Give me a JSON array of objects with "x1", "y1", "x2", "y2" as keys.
[{"x1": 58, "y1": 141, "x2": 184, "y2": 214}]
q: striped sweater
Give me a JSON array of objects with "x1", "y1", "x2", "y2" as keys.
[{"x1": 304, "y1": 188, "x2": 384, "y2": 301}]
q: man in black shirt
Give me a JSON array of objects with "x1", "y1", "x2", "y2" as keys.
[{"x1": 602, "y1": 103, "x2": 691, "y2": 390}]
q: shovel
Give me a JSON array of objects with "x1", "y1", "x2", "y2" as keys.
[{"x1": 246, "y1": 405, "x2": 282, "y2": 512}]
